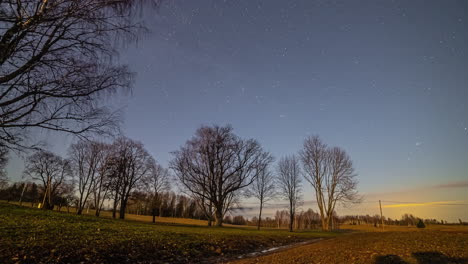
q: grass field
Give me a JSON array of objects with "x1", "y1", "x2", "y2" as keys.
[
  {"x1": 0, "y1": 202, "x2": 336, "y2": 264},
  {"x1": 231, "y1": 224, "x2": 468, "y2": 264}
]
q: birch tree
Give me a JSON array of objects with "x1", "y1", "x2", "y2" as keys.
[
  {"x1": 276, "y1": 155, "x2": 302, "y2": 232},
  {"x1": 246, "y1": 156, "x2": 276, "y2": 230},
  {"x1": 300, "y1": 136, "x2": 359, "y2": 231},
  {"x1": 68, "y1": 140, "x2": 107, "y2": 215}
]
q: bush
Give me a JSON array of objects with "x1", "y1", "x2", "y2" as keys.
[{"x1": 417, "y1": 219, "x2": 426, "y2": 228}]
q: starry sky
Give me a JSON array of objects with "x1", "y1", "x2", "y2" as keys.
[{"x1": 8, "y1": 0, "x2": 468, "y2": 221}]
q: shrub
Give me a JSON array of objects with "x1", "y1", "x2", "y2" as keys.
[{"x1": 417, "y1": 219, "x2": 426, "y2": 228}]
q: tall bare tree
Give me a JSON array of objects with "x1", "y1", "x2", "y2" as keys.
[
  {"x1": 277, "y1": 155, "x2": 302, "y2": 232},
  {"x1": 91, "y1": 143, "x2": 113, "y2": 217},
  {"x1": 23, "y1": 150, "x2": 72, "y2": 209},
  {"x1": 246, "y1": 155, "x2": 276, "y2": 230},
  {"x1": 0, "y1": 0, "x2": 161, "y2": 150},
  {"x1": 68, "y1": 140, "x2": 107, "y2": 215},
  {"x1": 300, "y1": 136, "x2": 359, "y2": 231},
  {"x1": 110, "y1": 137, "x2": 153, "y2": 219},
  {"x1": 171, "y1": 125, "x2": 271, "y2": 227},
  {"x1": 144, "y1": 163, "x2": 170, "y2": 223}
]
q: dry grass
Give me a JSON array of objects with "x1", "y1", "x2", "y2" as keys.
[
  {"x1": 231, "y1": 225, "x2": 468, "y2": 264},
  {"x1": 0, "y1": 202, "x2": 335, "y2": 264},
  {"x1": 6, "y1": 201, "x2": 226, "y2": 227}
]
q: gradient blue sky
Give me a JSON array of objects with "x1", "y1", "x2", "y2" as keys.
[{"x1": 8, "y1": 0, "x2": 468, "y2": 221}]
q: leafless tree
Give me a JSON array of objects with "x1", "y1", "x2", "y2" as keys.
[
  {"x1": 144, "y1": 163, "x2": 170, "y2": 223},
  {"x1": 68, "y1": 140, "x2": 107, "y2": 215},
  {"x1": 0, "y1": 0, "x2": 161, "y2": 150},
  {"x1": 110, "y1": 137, "x2": 153, "y2": 219},
  {"x1": 91, "y1": 143, "x2": 113, "y2": 217},
  {"x1": 246, "y1": 155, "x2": 276, "y2": 230},
  {"x1": 277, "y1": 155, "x2": 302, "y2": 232},
  {"x1": 171, "y1": 125, "x2": 271, "y2": 227},
  {"x1": 23, "y1": 150, "x2": 72, "y2": 209},
  {"x1": 300, "y1": 136, "x2": 359, "y2": 231}
]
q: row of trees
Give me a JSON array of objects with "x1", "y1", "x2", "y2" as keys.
[
  {"x1": 20, "y1": 137, "x2": 171, "y2": 220},
  {"x1": 249, "y1": 209, "x2": 323, "y2": 230},
  {"x1": 242, "y1": 136, "x2": 359, "y2": 232},
  {"x1": 171, "y1": 125, "x2": 360, "y2": 231},
  {"x1": 340, "y1": 214, "x2": 449, "y2": 226}
]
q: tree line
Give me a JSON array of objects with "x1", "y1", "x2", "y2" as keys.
[{"x1": 340, "y1": 213, "x2": 450, "y2": 226}]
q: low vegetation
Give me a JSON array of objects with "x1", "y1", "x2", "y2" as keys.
[
  {"x1": 232, "y1": 224, "x2": 468, "y2": 264},
  {"x1": 0, "y1": 203, "x2": 336, "y2": 264}
]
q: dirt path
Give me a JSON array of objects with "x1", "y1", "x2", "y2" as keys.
[{"x1": 227, "y1": 230, "x2": 468, "y2": 264}]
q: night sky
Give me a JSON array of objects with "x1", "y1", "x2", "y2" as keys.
[{"x1": 9, "y1": 0, "x2": 468, "y2": 221}]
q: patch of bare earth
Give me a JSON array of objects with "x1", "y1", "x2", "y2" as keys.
[{"x1": 228, "y1": 230, "x2": 468, "y2": 264}]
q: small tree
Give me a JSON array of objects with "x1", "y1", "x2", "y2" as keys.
[
  {"x1": 24, "y1": 150, "x2": 72, "y2": 209},
  {"x1": 417, "y1": 219, "x2": 426, "y2": 228},
  {"x1": 277, "y1": 155, "x2": 302, "y2": 232},
  {"x1": 245, "y1": 155, "x2": 276, "y2": 230}
]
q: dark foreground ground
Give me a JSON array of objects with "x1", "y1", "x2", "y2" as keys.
[
  {"x1": 230, "y1": 225, "x2": 468, "y2": 264},
  {"x1": 2, "y1": 202, "x2": 467, "y2": 264},
  {"x1": 0, "y1": 203, "x2": 335, "y2": 264}
]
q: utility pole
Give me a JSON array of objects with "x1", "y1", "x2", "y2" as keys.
[{"x1": 379, "y1": 200, "x2": 384, "y2": 231}]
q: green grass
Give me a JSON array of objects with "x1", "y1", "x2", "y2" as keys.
[{"x1": 0, "y1": 202, "x2": 336, "y2": 264}]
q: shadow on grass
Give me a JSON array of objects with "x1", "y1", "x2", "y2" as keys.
[{"x1": 375, "y1": 252, "x2": 467, "y2": 264}]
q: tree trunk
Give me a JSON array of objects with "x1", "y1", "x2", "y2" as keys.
[
  {"x1": 257, "y1": 202, "x2": 263, "y2": 230},
  {"x1": 112, "y1": 197, "x2": 118, "y2": 219},
  {"x1": 119, "y1": 199, "x2": 127, "y2": 219},
  {"x1": 215, "y1": 208, "x2": 223, "y2": 227},
  {"x1": 289, "y1": 212, "x2": 294, "y2": 232}
]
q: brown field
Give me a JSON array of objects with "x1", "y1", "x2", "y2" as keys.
[{"x1": 230, "y1": 224, "x2": 468, "y2": 264}]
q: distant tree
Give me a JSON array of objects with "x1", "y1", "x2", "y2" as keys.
[
  {"x1": 53, "y1": 182, "x2": 74, "y2": 211},
  {"x1": 110, "y1": 137, "x2": 153, "y2": 219},
  {"x1": 246, "y1": 156, "x2": 276, "y2": 230},
  {"x1": 28, "y1": 183, "x2": 39, "y2": 207},
  {"x1": 417, "y1": 219, "x2": 426, "y2": 228},
  {"x1": 0, "y1": 0, "x2": 162, "y2": 150},
  {"x1": 224, "y1": 215, "x2": 233, "y2": 224},
  {"x1": 23, "y1": 150, "x2": 72, "y2": 209},
  {"x1": 68, "y1": 140, "x2": 107, "y2": 215},
  {"x1": 91, "y1": 143, "x2": 114, "y2": 217},
  {"x1": 232, "y1": 215, "x2": 247, "y2": 225},
  {"x1": 300, "y1": 136, "x2": 360, "y2": 231},
  {"x1": 144, "y1": 164, "x2": 170, "y2": 223},
  {"x1": 277, "y1": 155, "x2": 302, "y2": 232},
  {"x1": 171, "y1": 125, "x2": 271, "y2": 227}
]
